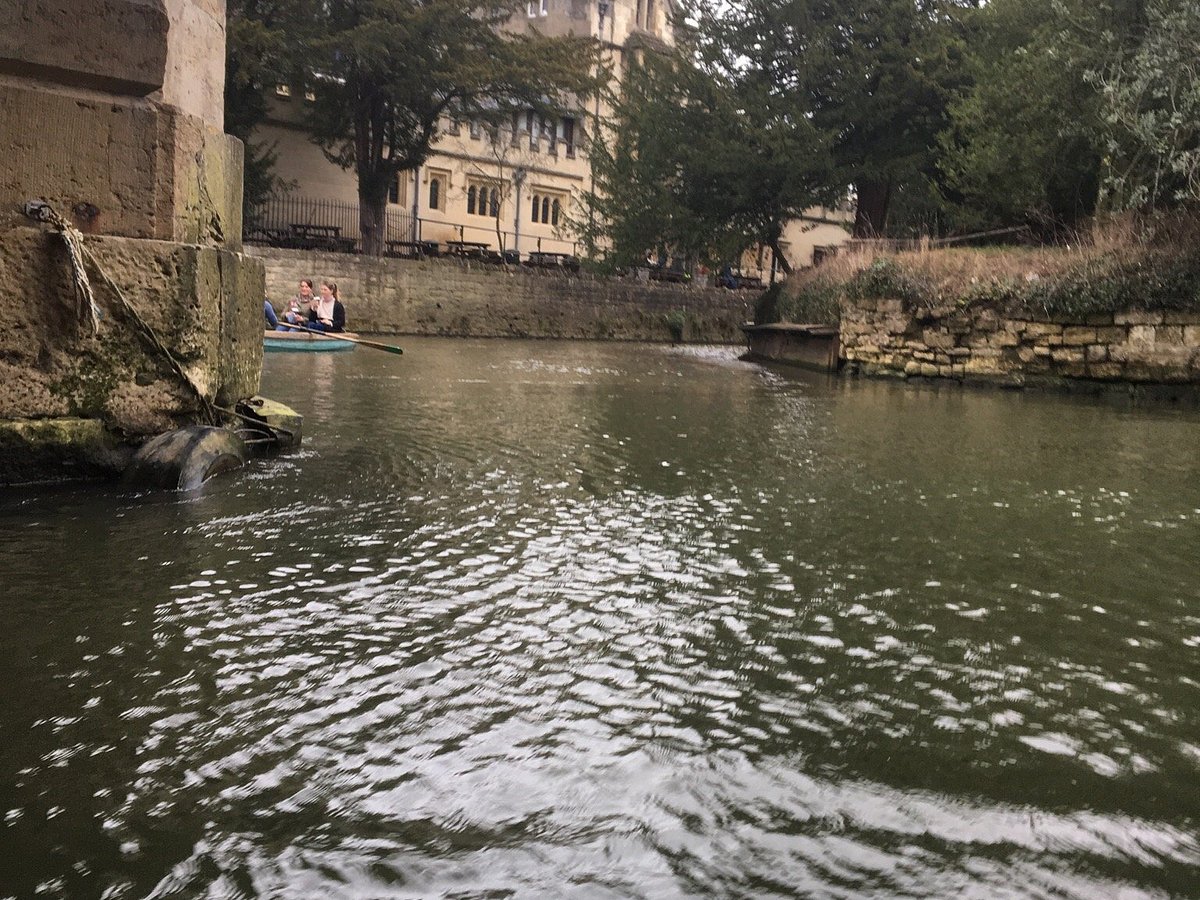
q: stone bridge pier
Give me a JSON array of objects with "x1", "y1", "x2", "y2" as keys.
[{"x1": 0, "y1": 0, "x2": 264, "y2": 483}]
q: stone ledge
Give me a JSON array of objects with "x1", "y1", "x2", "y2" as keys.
[{"x1": 0, "y1": 417, "x2": 133, "y2": 486}]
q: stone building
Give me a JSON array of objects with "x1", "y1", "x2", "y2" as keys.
[{"x1": 250, "y1": 0, "x2": 849, "y2": 274}]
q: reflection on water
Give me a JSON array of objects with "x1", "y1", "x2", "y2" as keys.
[{"x1": 1, "y1": 338, "x2": 1199, "y2": 898}]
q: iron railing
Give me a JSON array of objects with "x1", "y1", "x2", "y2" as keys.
[{"x1": 244, "y1": 195, "x2": 416, "y2": 255}]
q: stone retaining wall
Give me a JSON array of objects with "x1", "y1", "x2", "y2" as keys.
[
  {"x1": 840, "y1": 298, "x2": 1200, "y2": 386},
  {"x1": 249, "y1": 247, "x2": 752, "y2": 343}
]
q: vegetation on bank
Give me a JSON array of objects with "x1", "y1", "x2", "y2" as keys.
[{"x1": 758, "y1": 216, "x2": 1200, "y2": 325}]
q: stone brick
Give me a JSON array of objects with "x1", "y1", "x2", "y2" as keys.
[
  {"x1": 919, "y1": 363, "x2": 938, "y2": 377},
  {"x1": 1094, "y1": 326, "x2": 1127, "y2": 343},
  {"x1": 1022, "y1": 322, "x2": 1063, "y2": 338},
  {"x1": 989, "y1": 330, "x2": 1020, "y2": 348},
  {"x1": 1087, "y1": 362, "x2": 1124, "y2": 380},
  {"x1": 1163, "y1": 311, "x2": 1200, "y2": 325},
  {"x1": 0, "y1": 0, "x2": 169, "y2": 97},
  {"x1": 1086, "y1": 344, "x2": 1108, "y2": 362},
  {"x1": 1114, "y1": 310, "x2": 1163, "y2": 325},
  {"x1": 0, "y1": 226, "x2": 262, "y2": 434},
  {"x1": 1051, "y1": 347, "x2": 1085, "y2": 364},
  {"x1": 921, "y1": 328, "x2": 957, "y2": 349},
  {"x1": 1061, "y1": 326, "x2": 1096, "y2": 346},
  {"x1": 1084, "y1": 312, "x2": 1115, "y2": 326},
  {"x1": 1127, "y1": 325, "x2": 1156, "y2": 347},
  {"x1": 1185, "y1": 325, "x2": 1200, "y2": 346},
  {"x1": 1155, "y1": 325, "x2": 1185, "y2": 345},
  {"x1": 0, "y1": 83, "x2": 242, "y2": 248}
]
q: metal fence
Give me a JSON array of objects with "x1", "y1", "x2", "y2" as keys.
[{"x1": 244, "y1": 195, "x2": 416, "y2": 255}]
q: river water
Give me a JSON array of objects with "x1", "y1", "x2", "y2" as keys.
[{"x1": 2, "y1": 338, "x2": 1199, "y2": 898}]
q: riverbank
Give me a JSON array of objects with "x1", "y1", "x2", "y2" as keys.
[
  {"x1": 249, "y1": 247, "x2": 751, "y2": 344},
  {"x1": 760, "y1": 219, "x2": 1200, "y2": 393}
]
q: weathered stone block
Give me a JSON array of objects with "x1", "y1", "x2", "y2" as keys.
[
  {"x1": 1163, "y1": 311, "x2": 1200, "y2": 325},
  {"x1": 1022, "y1": 322, "x2": 1062, "y2": 339},
  {"x1": 1062, "y1": 326, "x2": 1096, "y2": 346},
  {"x1": 1094, "y1": 326, "x2": 1127, "y2": 343},
  {"x1": 1128, "y1": 325, "x2": 1156, "y2": 347},
  {"x1": 1086, "y1": 344, "x2": 1108, "y2": 362},
  {"x1": 0, "y1": 227, "x2": 262, "y2": 435},
  {"x1": 989, "y1": 330, "x2": 1020, "y2": 348},
  {"x1": 1087, "y1": 362, "x2": 1124, "y2": 380},
  {"x1": 159, "y1": 0, "x2": 227, "y2": 128},
  {"x1": 0, "y1": 0, "x2": 169, "y2": 96},
  {"x1": 921, "y1": 328, "x2": 956, "y2": 349},
  {"x1": 1155, "y1": 325, "x2": 1185, "y2": 345},
  {"x1": 1084, "y1": 312, "x2": 1115, "y2": 326},
  {"x1": 0, "y1": 83, "x2": 243, "y2": 248},
  {"x1": 1051, "y1": 347, "x2": 1085, "y2": 364},
  {"x1": 1115, "y1": 310, "x2": 1163, "y2": 326}
]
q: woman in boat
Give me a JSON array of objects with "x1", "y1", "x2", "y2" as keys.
[
  {"x1": 278, "y1": 279, "x2": 314, "y2": 330},
  {"x1": 306, "y1": 280, "x2": 346, "y2": 333}
]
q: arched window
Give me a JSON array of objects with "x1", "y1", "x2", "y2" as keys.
[
  {"x1": 429, "y1": 178, "x2": 440, "y2": 210},
  {"x1": 551, "y1": 198, "x2": 561, "y2": 226},
  {"x1": 467, "y1": 186, "x2": 476, "y2": 215},
  {"x1": 531, "y1": 194, "x2": 540, "y2": 222},
  {"x1": 489, "y1": 188, "x2": 500, "y2": 217},
  {"x1": 541, "y1": 197, "x2": 550, "y2": 224}
]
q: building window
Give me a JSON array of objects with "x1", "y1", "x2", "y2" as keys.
[
  {"x1": 468, "y1": 182, "x2": 500, "y2": 218},
  {"x1": 429, "y1": 178, "x2": 441, "y2": 211},
  {"x1": 531, "y1": 192, "x2": 566, "y2": 225},
  {"x1": 635, "y1": 0, "x2": 643, "y2": 27},
  {"x1": 562, "y1": 117, "x2": 576, "y2": 157},
  {"x1": 388, "y1": 175, "x2": 404, "y2": 205},
  {"x1": 540, "y1": 0, "x2": 548, "y2": 14},
  {"x1": 274, "y1": 83, "x2": 291, "y2": 99},
  {"x1": 469, "y1": 119, "x2": 481, "y2": 140},
  {"x1": 527, "y1": 1, "x2": 536, "y2": 15},
  {"x1": 447, "y1": 118, "x2": 461, "y2": 136}
]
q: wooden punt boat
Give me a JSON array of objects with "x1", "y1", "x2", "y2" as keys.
[{"x1": 264, "y1": 329, "x2": 358, "y2": 352}]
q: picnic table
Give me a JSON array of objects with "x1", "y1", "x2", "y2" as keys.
[
  {"x1": 385, "y1": 239, "x2": 440, "y2": 259},
  {"x1": 444, "y1": 240, "x2": 490, "y2": 259},
  {"x1": 289, "y1": 223, "x2": 355, "y2": 253},
  {"x1": 526, "y1": 251, "x2": 580, "y2": 271},
  {"x1": 648, "y1": 265, "x2": 690, "y2": 284}
]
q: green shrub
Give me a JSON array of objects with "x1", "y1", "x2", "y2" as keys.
[{"x1": 664, "y1": 309, "x2": 687, "y2": 341}]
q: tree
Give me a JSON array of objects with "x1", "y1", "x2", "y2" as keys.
[
  {"x1": 225, "y1": 0, "x2": 314, "y2": 219},
  {"x1": 696, "y1": 0, "x2": 974, "y2": 238},
  {"x1": 581, "y1": 20, "x2": 835, "y2": 273},
  {"x1": 304, "y1": 0, "x2": 598, "y2": 255},
  {"x1": 1088, "y1": 0, "x2": 1200, "y2": 211}
]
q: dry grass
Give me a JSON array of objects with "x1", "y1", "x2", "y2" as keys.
[
  {"x1": 785, "y1": 211, "x2": 1200, "y2": 301},
  {"x1": 768, "y1": 211, "x2": 1200, "y2": 324}
]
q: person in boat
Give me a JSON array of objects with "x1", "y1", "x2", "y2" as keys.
[
  {"x1": 264, "y1": 296, "x2": 280, "y2": 329},
  {"x1": 307, "y1": 281, "x2": 346, "y2": 333},
  {"x1": 278, "y1": 279, "x2": 313, "y2": 330}
]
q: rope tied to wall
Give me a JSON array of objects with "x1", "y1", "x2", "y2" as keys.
[
  {"x1": 25, "y1": 202, "x2": 102, "y2": 334},
  {"x1": 24, "y1": 201, "x2": 216, "y2": 424}
]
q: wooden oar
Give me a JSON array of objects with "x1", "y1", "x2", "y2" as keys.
[{"x1": 277, "y1": 321, "x2": 403, "y2": 355}]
